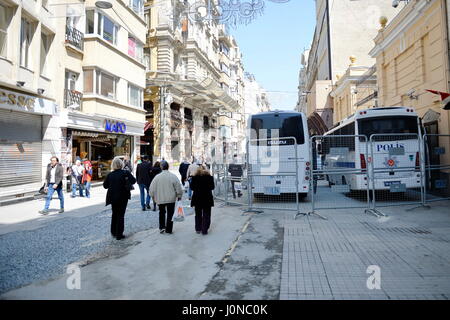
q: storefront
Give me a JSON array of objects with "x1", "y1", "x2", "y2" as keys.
[
  {"x1": 69, "y1": 129, "x2": 133, "y2": 180},
  {"x1": 64, "y1": 112, "x2": 143, "y2": 181},
  {"x1": 0, "y1": 87, "x2": 58, "y2": 196}
]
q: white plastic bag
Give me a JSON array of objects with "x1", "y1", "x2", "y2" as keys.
[{"x1": 172, "y1": 201, "x2": 185, "y2": 222}]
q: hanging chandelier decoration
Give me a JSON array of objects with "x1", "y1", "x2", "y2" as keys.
[{"x1": 184, "y1": 0, "x2": 291, "y2": 27}]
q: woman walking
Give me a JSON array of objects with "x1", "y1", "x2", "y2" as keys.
[
  {"x1": 190, "y1": 165, "x2": 215, "y2": 235},
  {"x1": 103, "y1": 156, "x2": 136, "y2": 240}
]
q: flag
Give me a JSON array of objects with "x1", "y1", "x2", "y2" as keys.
[{"x1": 426, "y1": 90, "x2": 450, "y2": 110}]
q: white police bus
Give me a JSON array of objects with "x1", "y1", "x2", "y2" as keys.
[
  {"x1": 248, "y1": 111, "x2": 311, "y2": 198},
  {"x1": 321, "y1": 107, "x2": 422, "y2": 191}
]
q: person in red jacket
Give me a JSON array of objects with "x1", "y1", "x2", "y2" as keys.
[{"x1": 82, "y1": 160, "x2": 93, "y2": 198}]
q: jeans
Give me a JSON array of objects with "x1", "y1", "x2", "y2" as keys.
[
  {"x1": 71, "y1": 181, "x2": 84, "y2": 197},
  {"x1": 84, "y1": 182, "x2": 91, "y2": 198},
  {"x1": 138, "y1": 183, "x2": 151, "y2": 208},
  {"x1": 188, "y1": 178, "x2": 193, "y2": 198},
  {"x1": 45, "y1": 184, "x2": 64, "y2": 210}
]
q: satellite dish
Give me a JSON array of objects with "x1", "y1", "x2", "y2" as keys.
[{"x1": 95, "y1": 1, "x2": 113, "y2": 9}]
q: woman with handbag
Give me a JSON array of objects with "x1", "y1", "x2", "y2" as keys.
[
  {"x1": 103, "y1": 156, "x2": 136, "y2": 240},
  {"x1": 190, "y1": 165, "x2": 215, "y2": 235}
]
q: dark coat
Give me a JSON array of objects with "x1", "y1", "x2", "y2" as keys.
[
  {"x1": 149, "y1": 166, "x2": 162, "y2": 185},
  {"x1": 190, "y1": 175, "x2": 215, "y2": 208},
  {"x1": 179, "y1": 162, "x2": 190, "y2": 178},
  {"x1": 103, "y1": 169, "x2": 136, "y2": 206},
  {"x1": 136, "y1": 161, "x2": 152, "y2": 185},
  {"x1": 45, "y1": 163, "x2": 64, "y2": 187},
  {"x1": 228, "y1": 164, "x2": 243, "y2": 177}
]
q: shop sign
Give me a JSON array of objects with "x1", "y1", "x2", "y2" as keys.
[
  {"x1": 0, "y1": 88, "x2": 56, "y2": 115},
  {"x1": 105, "y1": 120, "x2": 127, "y2": 134}
]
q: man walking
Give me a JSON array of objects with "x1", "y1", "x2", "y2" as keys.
[
  {"x1": 149, "y1": 161, "x2": 183, "y2": 234},
  {"x1": 39, "y1": 156, "x2": 64, "y2": 215},
  {"x1": 70, "y1": 159, "x2": 84, "y2": 198},
  {"x1": 178, "y1": 158, "x2": 190, "y2": 188},
  {"x1": 136, "y1": 155, "x2": 153, "y2": 211},
  {"x1": 228, "y1": 154, "x2": 243, "y2": 198}
]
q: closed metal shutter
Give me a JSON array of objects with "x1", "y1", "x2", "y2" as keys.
[{"x1": 0, "y1": 109, "x2": 42, "y2": 187}]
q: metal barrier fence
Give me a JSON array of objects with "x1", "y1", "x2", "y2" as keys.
[
  {"x1": 247, "y1": 137, "x2": 301, "y2": 213},
  {"x1": 311, "y1": 135, "x2": 371, "y2": 215},
  {"x1": 369, "y1": 133, "x2": 424, "y2": 215},
  {"x1": 211, "y1": 134, "x2": 450, "y2": 218},
  {"x1": 424, "y1": 134, "x2": 450, "y2": 203}
]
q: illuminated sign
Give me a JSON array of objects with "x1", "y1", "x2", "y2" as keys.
[{"x1": 105, "y1": 120, "x2": 127, "y2": 134}]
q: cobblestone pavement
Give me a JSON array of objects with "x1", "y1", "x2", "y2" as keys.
[{"x1": 280, "y1": 201, "x2": 450, "y2": 300}]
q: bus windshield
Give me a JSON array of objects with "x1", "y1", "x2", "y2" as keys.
[
  {"x1": 358, "y1": 116, "x2": 419, "y2": 139},
  {"x1": 251, "y1": 114, "x2": 305, "y2": 144}
]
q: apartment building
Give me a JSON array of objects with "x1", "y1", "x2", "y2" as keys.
[
  {"x1": 144, "y1": 0, "x2": 246, "y2": 164},
  {"x1": 300, "y1": 0, "x2": 399, "y2": 133},
  {"x1": 0, "y1": 0, "x2": 147, "y2": 198}
]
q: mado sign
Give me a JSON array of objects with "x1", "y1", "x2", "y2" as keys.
[{"x1": 105, "y1": 120, "x2": 127, "y2": 134}]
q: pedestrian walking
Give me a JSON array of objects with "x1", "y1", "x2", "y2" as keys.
[
  {"x1": 178, "y1": 158, "x2": 190, "y2": 188},
  {"x1": 70, "y1": 159, "x2": 84, "y2": 198},
  {"x1": 103, "y1": 156, "x2": 136, "y2": 240},
  {"x1": 82, "y1": 160, "x2": 93, "y2": 198},
  {"x1": 149, "y1": 161, "x2": 162, "y2": 211},
  {"x1": 123, "y1": 155, "x2": 133, "y2": 172},
  {"x1": 228, "y1": 154, "x2": 243, "y2": 198},
  {"x1": 39, "y1": 156, "x2": 64, "y2": 215},
  {"x1": 149, "y1": 160, "x2": 183, "y2": 234},
  {"x1": 136, "y1": 155, "x2": 153, "y2": 211},
  {"x1": 186, "y1": 159, "x2": 200, "y2": 200},
  {"x1": 190, "y1": 165, "x2": 215, "y2": 235}
]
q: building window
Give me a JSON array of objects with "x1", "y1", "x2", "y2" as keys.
[
  {"x1": 129, "y1": 0, "x2": 144, "y2": 17},
  {"x1": 86, "y1": 10, "x2": 118, "y2": 45},
  {"x1": 128, "y1": 34, "x2": 143, "y2": 63},
  {"x1": 220, "y1": 42, "x2": 229, "y2": 56},
  {"x1": 20, "y1": 17, "x2": 34, "y2": 69},
  {"x1": 0, "y1": 4, "x2": 11, "y2": 58},
  {"x1": 40, "y1": 32, "x2": 52, "y2": 76},
  {"x1": 144, "y1": 48, "x2": 151, "y2": 71},
  {"x1": 220, "y1": 63, "x2": 229, "y2": 76},
  {"x1": 98, "y1": 71, "x2": 116, "y2": 99},
  {"x1": 128, "y1": 84, "x2": 142, "y2": 107},
  {"x1": 86, "y1": 10, "x2": 95, "y2": 34},
  {"x1": 84, "y1": 69, "x2": 94, "y2": 93}
]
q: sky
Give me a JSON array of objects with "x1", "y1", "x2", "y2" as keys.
[{"x1": 229, "y1": 0, "x2": 316, "y2": 111}]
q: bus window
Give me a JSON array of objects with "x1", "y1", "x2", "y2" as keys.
[
  {"x1": 250, "y1": 114, "x2": 305, "y2": 145},
  {"x1": 358, "y1": 116, "x2": 418, "y2": 141}
]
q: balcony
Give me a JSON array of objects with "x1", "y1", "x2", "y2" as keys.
[
  {"x1": 170, "y1": 110, "x2": 182, "y2": 128},
  {"x1": 65, "y1": 89, "x2": 83, "y2": 110},
  {"x1": 65, "y1": 26, "x2": 84, "y2": 52}
]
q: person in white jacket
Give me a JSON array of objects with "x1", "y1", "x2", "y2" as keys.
[{"x1": 149, "y1": 160, "x2": 183, "y2": 234}]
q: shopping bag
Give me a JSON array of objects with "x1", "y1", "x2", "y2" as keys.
[
  {"x1": 172, "y1": 201, "x2": 185, "y2": 222},
  {"x1": 235, "y1": 182, "x2": 242, "y2": 191}
]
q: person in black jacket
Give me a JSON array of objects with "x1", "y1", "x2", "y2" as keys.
[
  {"x1": 149, "y1": 161, "x2": 162, "y2": 211},
  {"x1": 103, "y1": 156, "x2": 136, "y2": 240},
  {"x1": 136, "y1": 155, "x2": 153, "y2": 211},
  {"x1": 190, "y1": 165, "x2": 215, "y2": 235},
  {"x1": 228, "y1": 154, "x2": 243, "y2": 198},
  {"x1": 178, "y1": 158, "x2": 190, "y2": 187}
]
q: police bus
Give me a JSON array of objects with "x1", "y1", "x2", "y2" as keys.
[
  {"x1": 248, "y1": 111, "x2": 311, "y2": 198},
  {"x1": 321, "y1": 107, "x2": 422, "y2": 191}
]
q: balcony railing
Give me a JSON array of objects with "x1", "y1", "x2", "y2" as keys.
[
  {"x1": 64, "y1": 89, "x2": 83, "y2": 110},
  {"x1": 65, "y1": 26, "x2": 84, "y2": 51}
]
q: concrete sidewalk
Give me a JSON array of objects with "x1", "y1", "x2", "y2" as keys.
[{"x1": 1, "y1": 202, "x2": 251, "y2": 299}]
